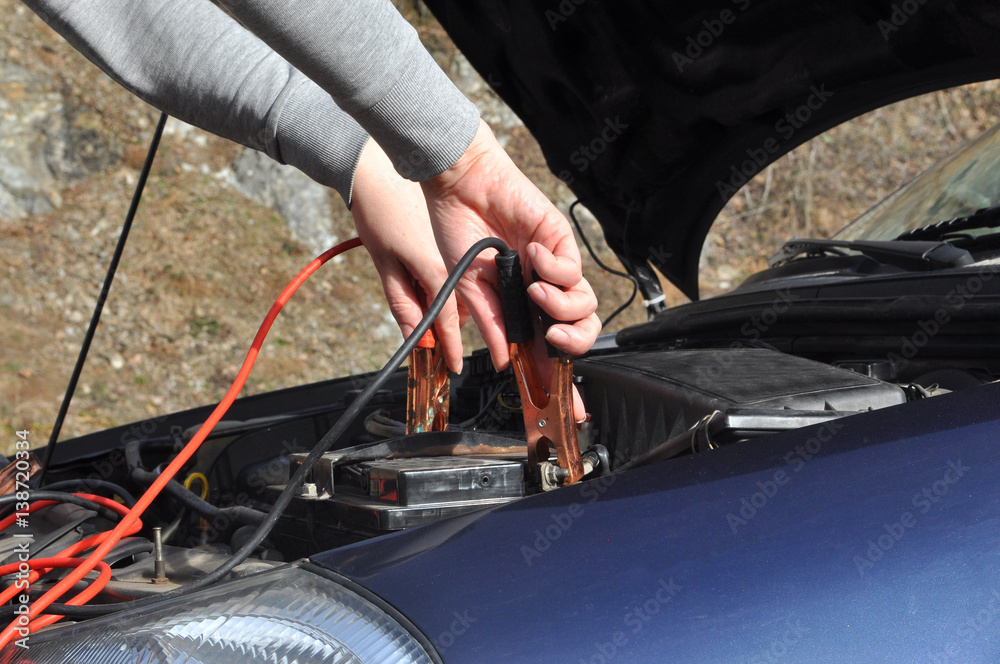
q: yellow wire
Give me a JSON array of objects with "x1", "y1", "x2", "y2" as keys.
[
  {"x1": 183, "y1": 472, "x2": 209, "y2": 500},
  {"x1": 497, "y1": 393, "x2": 522, "y2": 412}
]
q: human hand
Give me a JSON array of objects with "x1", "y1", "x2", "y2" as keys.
[
  {"x1": 351, "y1": 138, "x2": 467, "y2": 373},
  {"x1": 420, "y1": 120, "x2": 600, "y2": 418}
]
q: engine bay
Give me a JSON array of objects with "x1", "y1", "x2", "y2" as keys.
[{"x1": 19, "y1": 340, "x2": 989, "y2": 600}]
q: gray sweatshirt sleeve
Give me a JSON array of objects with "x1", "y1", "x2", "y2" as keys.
[
  {"x1": 214, "y1": 0, "x2": 482, "y2": 180},
  {"x1": 21, "y1": 0, "x2": 371, "y2": 204}
]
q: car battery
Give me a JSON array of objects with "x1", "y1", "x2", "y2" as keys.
[{"x1": 285, "y1": 450, "x2": 525, "y2": 535}]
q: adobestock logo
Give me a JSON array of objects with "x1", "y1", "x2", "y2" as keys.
[
  {"x1": 692, "y1": 287, "x2": 799, "y2": 391},
  {"x1": 887, "y1": 264, "x2": 998, "y2": 370},
  {"x1": 672, "y1": 0, "x2": 752, "y2": 73},
  {"x1": 852, "y1": 459, "x2": 970, "y2": 577},
  {"x1": 431, "y1": 610, "x2": 477, "y2": 653},
  {"x1": 558, "y1": 116, "x2": 629, "y2": 185},
  {"x1": 546, "y1": 0, "x2": 587, "y2": 31},
  {"x1": 725, "y1": 419, "x2": 842, "y2": 534},
  {"x1": 716, "y1": 84, "x2": 834, "y2": 200},
  {"x1": 878, "y1": 0, "x2": 928, "y2": 40},
  {"x1": 925, "y1": 587, "x2": 1000, "y2": 664},
  {"x1": 577, "y1": 577, "x2": 683, "y2": 664},
  {"x1": 748, "y1": 618, "x2": 810, "y2": 664}
]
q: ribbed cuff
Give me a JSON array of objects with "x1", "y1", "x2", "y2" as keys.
[
  {"x1": 353, "y1": 52, "x2": 481, "y2": 181},
  {"x1": 272, "y1": 81, "x2": 371, "y2": 206}
]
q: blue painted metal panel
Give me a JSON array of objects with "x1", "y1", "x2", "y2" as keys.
[{"x1": 314, "y1": 383, "x2": 1000, "y2": 663}]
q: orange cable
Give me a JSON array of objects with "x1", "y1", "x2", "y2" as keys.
[
  {"x1": 0, "y1": 558, "x2": 111, "y2": 638},
  {"x1": 0, "y1": 492, "x2": 130, "y2": 534},
  {"x1": 0, "y1": 237, "x2": 362, "y2": 648},
  {"x1": 0, "y1": 495, "x2": 136, "y2": 608}
]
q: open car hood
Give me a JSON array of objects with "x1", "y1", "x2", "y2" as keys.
[{"x1": 424, "y1": 0, "x2": 1000, "y2": 299}]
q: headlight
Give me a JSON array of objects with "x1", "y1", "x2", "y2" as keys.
[{"x1": 3, "y1": 564, "x2": 436, "y2": 664}]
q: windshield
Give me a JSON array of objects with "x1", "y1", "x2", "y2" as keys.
[{"x1": 835, "y1": 122, "x2": 1000, "y2": 241}]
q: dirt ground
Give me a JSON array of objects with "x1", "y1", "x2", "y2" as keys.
[{"x1": 0, "y1": 1, "x2": 997, "y2": 450}]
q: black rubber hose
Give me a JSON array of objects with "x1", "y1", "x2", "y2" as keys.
[
  {"x1": 0, "y1": 492, "x2": 120, "y2": 522},
  {"x1": 40, "y1": 480, "x2": 136, "y2": 508},
  {"x1": 125, "y1": 440, "x2": 266, "y2": 526},
  {"x1": 101, "y1": 537, "x2": 154, "y2": 566},
  {"x1": 39, "y1": 237, "x2": 513, "y2": 618},
  {"x1": 140, "y1": 472, "x2": 265, "y2": 527},
  {"x1": 38, "y1": 113, "x2": 168, "y2": 485},
  {"x1": 364, "y1": 410, "x2": 406, "y2": 439}
]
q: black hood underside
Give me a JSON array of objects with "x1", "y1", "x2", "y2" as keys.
[{"x1": 424, "y1": 0, "x2": 1000, "y2": 298}]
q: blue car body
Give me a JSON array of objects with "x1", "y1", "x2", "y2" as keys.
[{"x1": 317, "y1": 382, "x2": 1000, "y2": 663}]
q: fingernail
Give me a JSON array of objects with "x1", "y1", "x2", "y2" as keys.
[
  {"x1": 400, "y1": 324, "x2": 414, "y2": 339},
  {"x1": 527, "y1": 244, "x2": 538, "y2": 261},
  {"x1": 546, "y1": 327, "x2": 569, "y2": 346},
  {"x1": 527, "y1": 282, "x2": 546, "y2": 302}
]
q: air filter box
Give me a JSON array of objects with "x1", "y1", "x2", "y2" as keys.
[{"x1": 574, "y1": 348, "x2": 906, "y2": 466}]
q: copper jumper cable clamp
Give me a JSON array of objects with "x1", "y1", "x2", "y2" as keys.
[
  {"x1": 406, "y1": 329, "x2": 450, "y2": 434},
  {"x1": 494, "y1": 251, "x2": 590, "y2": 488},
  {"x1": 403, "y1": 247, "x2": 601, "y2": 489}
]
